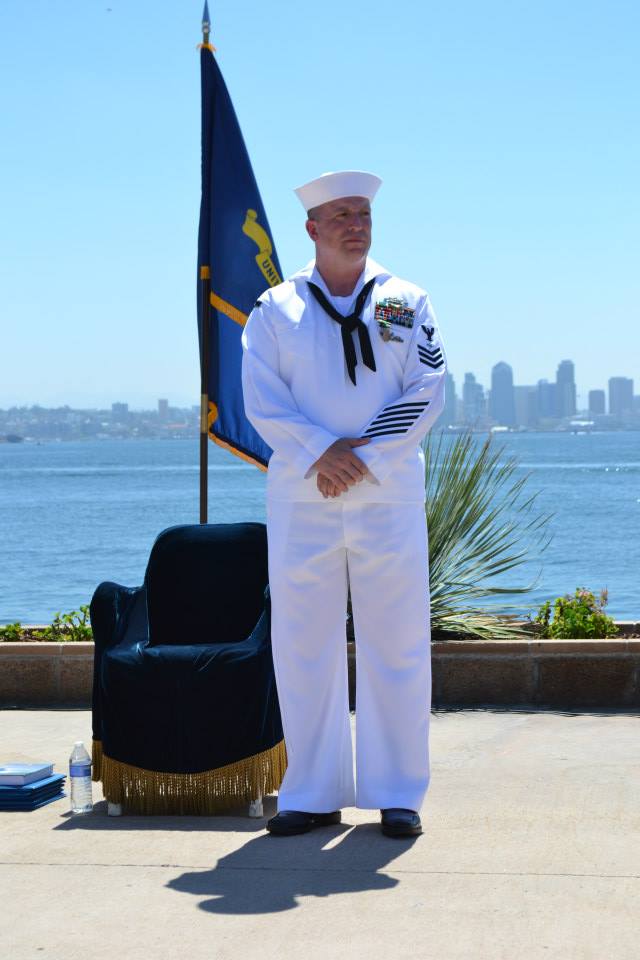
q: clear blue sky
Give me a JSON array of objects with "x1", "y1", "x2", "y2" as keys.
[{"x1": 1, "y1": 0, "x2": 638, "y2": 409}]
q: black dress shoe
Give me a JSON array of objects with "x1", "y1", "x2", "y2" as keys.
[
  {"x1": 380, "y1": 808, "x2": 422, "y2": 837},
  {"x1": 267, "y1": 810, "x2": 342, "y2": 836}
]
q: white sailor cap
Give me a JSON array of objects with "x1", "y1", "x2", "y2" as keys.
[{"x1": 294, "y1": 170, "x2": 382, "y2": 213}]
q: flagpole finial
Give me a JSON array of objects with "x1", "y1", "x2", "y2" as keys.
[
  {"x1": 199, "y1": 1, "x2": 215, "y2": 51},
  {"x1": 202, "y1": 1, "x2": 211, "y2": 45}
]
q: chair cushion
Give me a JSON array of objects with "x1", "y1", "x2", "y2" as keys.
[{"x1": 145, "y1": 523, "x2": 267, "y2": 646}]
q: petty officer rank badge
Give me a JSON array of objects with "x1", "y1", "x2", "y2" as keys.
[
  {"x1": 375, "y1": 297, "x2": 415, "y2": 343},
  {"x1": 418, "y1": 322, "x2": 444, "y2": 369}
]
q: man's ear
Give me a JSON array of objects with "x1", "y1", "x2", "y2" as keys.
[{"x1": 305, "y1": 219, "x2": 318, "y2": 241}]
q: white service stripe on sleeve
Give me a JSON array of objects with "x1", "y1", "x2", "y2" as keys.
[{"x1": 356, "y1": 297, "x2": 446, "y2": 485}]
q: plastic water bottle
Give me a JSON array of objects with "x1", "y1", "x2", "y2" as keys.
[{"x1": 69, "y1": 741, "x2": 93, "y2": 814}]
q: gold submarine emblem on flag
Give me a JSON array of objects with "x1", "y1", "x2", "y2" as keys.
[{"x1": 242, "y1": 209, "x2": 282, "y2": 288}]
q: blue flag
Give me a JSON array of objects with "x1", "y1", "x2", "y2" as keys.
[{"x1": 197, "y1": 42, "x2": 282, "y2": 469}]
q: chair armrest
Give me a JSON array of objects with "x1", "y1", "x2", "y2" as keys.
[
  {"x1": 229, "y1": 583, "x2": 271, "y2": 650},
  {"x1": 90, "y1": 582, "x2": 145, "y2": 746},
  {"x1": 90, "y1": 582, "x2": 143, "y2": 653}
]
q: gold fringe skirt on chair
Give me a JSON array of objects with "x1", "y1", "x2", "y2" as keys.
[{"x1": 91, "y1": 738, "x2": 286, "y2": 815}]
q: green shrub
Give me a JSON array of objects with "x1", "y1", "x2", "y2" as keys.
[
  {"x1": 535, "y1": 589, "x2": 618, "y2": 639},
  {"x1": 40, "y1": 606, "x2": 93, "y2": 642},
  {"x1": 0, "y1": 608, "x2": 93, "y2": 642},
  {"x1": 425, "y1": 431, "x2": 551, "y2": 640},
  {"x1": 0, "y1": 622, "x2": 23, "y2": 642}
]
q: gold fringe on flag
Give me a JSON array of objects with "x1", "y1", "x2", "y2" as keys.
[
  {"x1": 96, "y1": 740, "x2": 287, "y2": 815},
  {"x1": 92, "y1": 739, "x2": 103, "y2": 781}
]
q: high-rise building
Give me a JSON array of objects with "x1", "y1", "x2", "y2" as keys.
[
  {"x1": 588, "y1": 390, "x2": 606, "y2": 416},
  {"x1": 514, "y1": 386, "x2": 538, "y2": 428},
  {"x1": 489, "y1": 362, "x2": 516, "y2": 427},
  {"x1": 462, "y1": 373, "x2": 485, "y2": 425},
  {"x1": 608, "y1": 378, "x2": 634, "y2": 417},
  {"x1": 537, "y1": 379, "x2": 556, "y2": 419},
  {"x1": 440, "y1": 372, "x2": 457, "y2": 428},
  {"x1": 158, "y1": 398, "x2": 169, "y2": 421},
  {"x1": 555, "y1": 361, "x2": 576, "y2": 418},
  {"x1": 111, "y1": 402, "x2": 129, "y2": 421}
]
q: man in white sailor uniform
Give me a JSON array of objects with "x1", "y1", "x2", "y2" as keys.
[{"x1": 241, "y1": 171, "x2": 446, "y2": 837}]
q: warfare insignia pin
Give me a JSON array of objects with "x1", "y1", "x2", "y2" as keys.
[
  {"x1": 375, "y1": 298, "x2": 415, "y2": 329},
  {"x1": 377, "y1": 320, "x2": 404, "y2": 343}
]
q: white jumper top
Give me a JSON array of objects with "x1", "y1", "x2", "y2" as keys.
[{"x1": 241, "y1": 257, "x2": 447, "y2": 503}]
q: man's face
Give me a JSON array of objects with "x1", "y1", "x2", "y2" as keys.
[{"x1": 305, "y1": 196, "x2": 372, "y2": 265}]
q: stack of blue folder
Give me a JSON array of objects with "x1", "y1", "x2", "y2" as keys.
[{"x1": 0, "y1": 764, "x2": 66, "y2": 811}]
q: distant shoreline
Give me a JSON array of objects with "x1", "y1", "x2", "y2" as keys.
[{"x1": 3, "y1": 426, "x2": 640, "y2": 445}]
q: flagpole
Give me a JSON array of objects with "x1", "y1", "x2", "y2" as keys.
[
  {"x1": 199, "y1": 4, "x2": 212, "y2": 524},
  {"x1": 196, "y1": 2, "x2": 276, "y2": 476},
  {"x1": 199, "y1": 266, "x2": 210, "y2": 524}
]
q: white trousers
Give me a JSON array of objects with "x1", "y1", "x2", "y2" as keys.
[{"x1": 267, "y1": 499, "x2": 431, "y2": 812}]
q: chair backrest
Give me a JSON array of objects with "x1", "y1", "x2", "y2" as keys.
[{"x1": 145, "y1": 523, "x2": 268, "y2": 646}]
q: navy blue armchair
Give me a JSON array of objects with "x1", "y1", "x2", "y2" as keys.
[{"x1": 90, "y1": 523, "x2": 285, "y2": 815}]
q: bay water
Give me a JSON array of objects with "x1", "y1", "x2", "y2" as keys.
[{"x1": 0, "y1": 432, "x2": 638, "y2": 623}]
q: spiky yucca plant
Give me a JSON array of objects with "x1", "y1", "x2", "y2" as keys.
[{"x1": 425, "y1": 431, "x2": 551, "y2": 640}]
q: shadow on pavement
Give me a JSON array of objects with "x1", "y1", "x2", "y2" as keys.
[
  {"x1": 432, "y1": 706, "x2": 640, "y2": 717},
  {"x1": 167, "y1": 822, "x2": 418, "y2": 914},
  {"x1": 53, "y1": 795, "x2": 279, "y2": 832}
]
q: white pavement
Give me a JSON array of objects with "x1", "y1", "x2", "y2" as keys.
[{"x1": 1, "y1": 708, "x2": 638, "y2": 960}]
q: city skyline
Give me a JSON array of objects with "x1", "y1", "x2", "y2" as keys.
[
  {"x1": 2, "y1": 357, "x2": 638, "y2": 438},
  {"x1": 1, "y1": 358, "x2": 633, "y2": 414},
  {"x1": 444, "y1": 360, "x2": 638, "y2": 429},
  {"x1": 0, "y1": 360, "x2": 640, "y2": 415}
]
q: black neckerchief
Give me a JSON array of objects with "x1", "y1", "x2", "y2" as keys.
[{"x1": 307, "y1": 277, "x2": 377, "y2": 386}]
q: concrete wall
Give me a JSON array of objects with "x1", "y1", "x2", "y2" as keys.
[
  {"x1": 428, "y1": 638, "x2": 640, "y2": 709},
  {"x1": 0, "y1": 643, "x2": 93, "y2": 707},
  {"x1": 2, "y1": 639, "x2": 640, "y2": 710}
]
